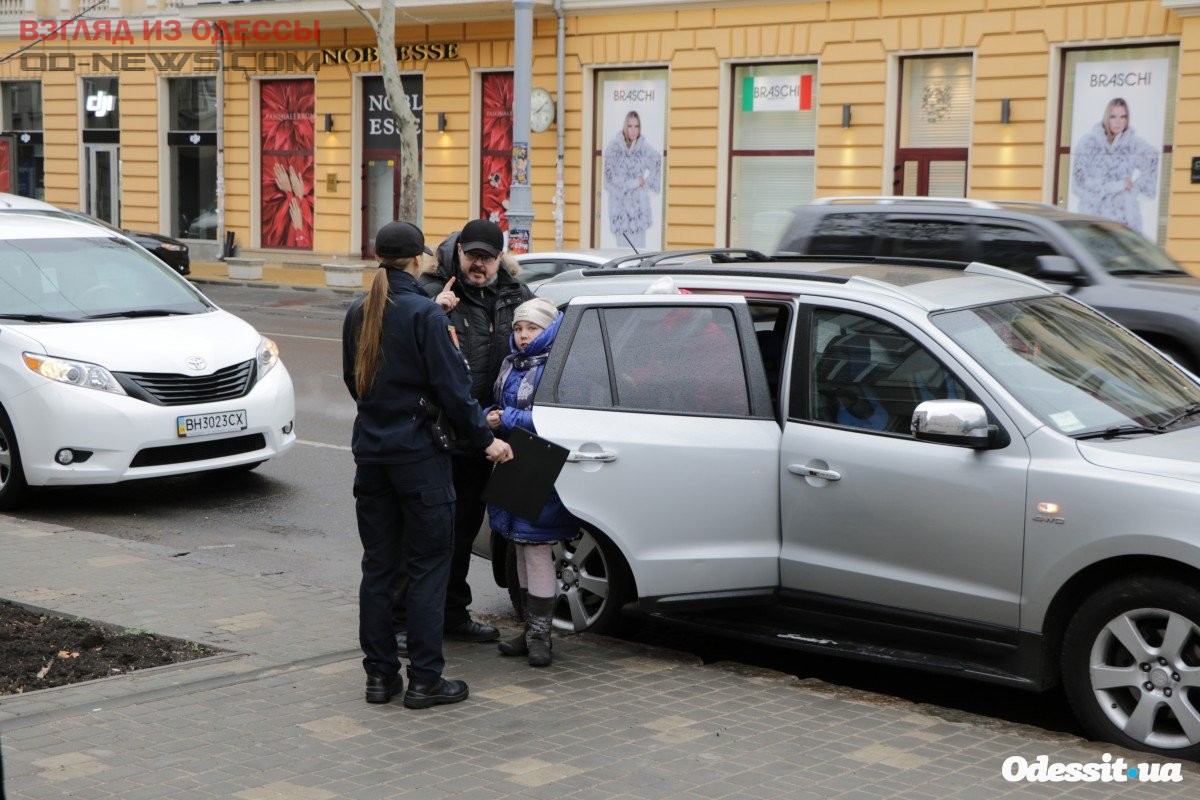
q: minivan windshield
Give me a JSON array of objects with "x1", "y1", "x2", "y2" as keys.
[
  {"x1": 1057, "y1": 219, "x2": 1188, "y2": 276},
  {"x1": 935, "y1": 295, "x2": 1200, "y2": 437},
  {"x1": 0, "y1": 236, "x2": 210, "y2": 320}
]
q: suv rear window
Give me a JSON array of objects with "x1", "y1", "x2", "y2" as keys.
[
  {"x1": 975, "y1": 224, "x2": 1059, "y2": 276},
  {"x1": 552, "y1": 305, "x2": 751, "y2": 417},
  {"x1": 879, "y1": 218, "x2": 969, "y2": 261},
  {"x1": 806, "y1": 213, "x2": 877, "y2": 256}
]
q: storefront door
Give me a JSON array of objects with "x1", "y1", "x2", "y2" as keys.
[
  {"x1": 893, "y1": 148, "x2": 967, "y2": 197},
  {"x1": 362, "y1": 153, "x2": 401, "y2": 258},
  {"x1": 84, "y1": 143, "x2": 119, "y2": 225}
]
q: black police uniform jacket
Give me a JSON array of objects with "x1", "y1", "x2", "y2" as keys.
[
  {"x1": 421, "y1": 231, "x2": 534, "y2": 406},
  {"x1": 341, "y1": 269, "x2": 493, "y2": 463}
]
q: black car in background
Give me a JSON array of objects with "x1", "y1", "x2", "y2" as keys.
[
  {"x1": 62, "y1": 210, "x2": 191, "y2": 275},
  {"x1": 776, "y1": 196, "x2": 1200, "y2": 371}
]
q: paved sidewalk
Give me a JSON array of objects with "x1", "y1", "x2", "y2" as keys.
[{"x1": 2, "y1": 514, "x2": 1198, "y2": 799}]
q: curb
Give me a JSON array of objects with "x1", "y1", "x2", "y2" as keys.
[{"x1": 187, "y1": 277, "x2": 363, "y2": 296}]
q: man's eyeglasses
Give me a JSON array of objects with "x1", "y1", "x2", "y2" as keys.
[{"x1": 460, "y1": 250, "x2": 498, "y2": 266}]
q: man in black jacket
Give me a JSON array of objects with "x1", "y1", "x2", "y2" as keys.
[{"x1": 393, "y1": 219, "x2": 534, "y2": 650}]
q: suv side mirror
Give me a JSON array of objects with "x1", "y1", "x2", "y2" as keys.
[
  {"x1": 1035, "y1": 255, "x2": 1086, "y2": 284},
  {"x1": 911, "y1": 400, "x2": 1000, "y2": 449}
]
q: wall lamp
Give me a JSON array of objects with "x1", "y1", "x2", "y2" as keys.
[
  {"x1": 1000, "y1": 98, "x2": 1011, "y2": 125},
  {"x1": 437, "y1": 112, "x2": 447, "y2": 133},
  {"x1": 841, "y1": 104, "x2": 851, "y2": 128},
  {"x1": 323, "y1": 113, "x2": 334, "y2": 133}
]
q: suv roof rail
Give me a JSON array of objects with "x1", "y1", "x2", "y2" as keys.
[
  {"x1": 772, "y1": 254, "x2": 972, "y2": 269},
  {"x1": 598, "y1": 248, "x2": 769, "y2": 270},
  {"x1": 811, "y1": 196, "x2": 1002, "y2": 209},
  {"x1": 994, "y1": 200, "x2": 1061, "y2": 211}
]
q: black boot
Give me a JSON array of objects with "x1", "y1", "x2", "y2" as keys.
[
  {"x1": 525, "y1": 594, "x2": 555, "y2": 668},
  {"x1": 498, "y1": 589, "x2": 529, "y2": 657}
]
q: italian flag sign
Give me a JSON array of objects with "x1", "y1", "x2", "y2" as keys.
[{"x1": 742, "y1": 74, "x2": 813, "y2": 112}]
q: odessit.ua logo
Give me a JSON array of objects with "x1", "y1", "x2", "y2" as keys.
[{"x1": 1002, "y1": 754, "x2": 1183, "y2": 783}]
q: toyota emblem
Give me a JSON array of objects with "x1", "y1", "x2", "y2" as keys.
[{"x1": 185, "y1": 357, "x2": 207, "y2": 371}]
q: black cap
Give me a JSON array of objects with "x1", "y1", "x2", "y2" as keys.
[
  {"x1": 458, "y1": 218, "x2": 504, "y2": 258},
  {"x1": 374, "y1": 220, "x2": 433, "y2": 259}
]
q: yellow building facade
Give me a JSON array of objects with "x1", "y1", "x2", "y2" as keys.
[{"x1": 0, "y1": 0, "x2": 1197, "y2": 265}]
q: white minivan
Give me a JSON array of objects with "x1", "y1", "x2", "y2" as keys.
[{"x1": 0, "y1": 210, "x2": 295, "y2": 508}]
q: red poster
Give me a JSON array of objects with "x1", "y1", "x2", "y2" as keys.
[
  {"x1": 261, "y1": 80, "x2": 315, "y2": 249},
  {"x1": 480, "y1": 73, "x2": 513, "y2": 230},
  {"x1": 0, "y1": 140, "x2": 10, "y2": 194}
]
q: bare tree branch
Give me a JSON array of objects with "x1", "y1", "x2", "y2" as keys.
[
  {"x1": 344, "y1": 0, "x2": 422, "y2": 221},
  {"x1": 341, "y1": 0, "x2": 379, "y2": 32}
]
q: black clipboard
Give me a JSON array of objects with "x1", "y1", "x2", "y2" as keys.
[{"x1": 482, "y1": 427, "x2": 570, "y2": 521}]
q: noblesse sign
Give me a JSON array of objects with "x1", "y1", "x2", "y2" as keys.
[
  {"x1": 362, "y1": 75, "x2": 423, "y2": 150},
  {"x1": 321, "y1": 42, "x2": 459, "y2": 65}
]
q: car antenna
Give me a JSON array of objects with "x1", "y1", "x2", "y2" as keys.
[{"x1": 622, "y1": 233, "x2": 641, "y2": 254}]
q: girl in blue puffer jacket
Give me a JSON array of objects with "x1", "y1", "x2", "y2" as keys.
[{"x1": 485, "y1": 297, "x2": 578, "y2": 667}]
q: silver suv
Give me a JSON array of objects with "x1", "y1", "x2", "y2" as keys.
[
  {"x1": 777, "y1": 197, "x2": 1200, "y2": 370},
  {"x1": 497, "y1": 252, "x2": 1200, "y2": 759}
]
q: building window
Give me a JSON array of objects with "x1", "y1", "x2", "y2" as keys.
[
  {"x1": 729, "y1": 62, "x2": 817, "y2": 250},
  {"x1": 260, "y1": 79, "x2": 314, "y2": 250},
  {"x1": 1, "y1": 81, "x2": 43, "y2": 200},
  {"x1": 480, "y1": 72, "x2": 513, "y2": 230},
  {"x1": 593, "y1": 68, "x2": 667, "y2": 249},
  {"x1": 169, "y1": 78, "x2": 218, "y2": 240},
  {"x1": 896, "y1": 55, "x2": 972, "y2": 197},
  {"x1": 1055, "y1": 45, "x2": 1178, "y2": 245}
]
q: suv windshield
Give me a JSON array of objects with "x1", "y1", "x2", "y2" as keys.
[
  {"x1": 1058, "y1": 219, "x2": 1187, "y2": 276},
  {"x1": 0, "y1": 236, "x2": 210, "y2": 320},
  {"x1": 934, "y1": 295, "x2": 1200, "y2": 437}
]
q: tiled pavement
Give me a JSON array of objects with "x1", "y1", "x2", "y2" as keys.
[{"x1": 2, "y1": 514, "x2": 1198, "y2": 798}]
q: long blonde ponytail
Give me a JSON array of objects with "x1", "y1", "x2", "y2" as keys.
[{"x1": 353, "y1": 258, "x2": 414, "y2": 397}]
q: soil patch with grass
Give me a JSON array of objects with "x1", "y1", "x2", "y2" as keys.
[{"x1": 0, "y1": 599, "x2": 222, "y2": 696}]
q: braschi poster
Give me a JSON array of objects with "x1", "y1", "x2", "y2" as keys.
[
  {"x1": 1067, "y1": 59, "x2": 1168, "y2": 242},
  {"x1": 599, "y1": 77, "x2": 666, "y2": 250}
]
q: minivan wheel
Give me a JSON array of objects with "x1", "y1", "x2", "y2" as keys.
[
  {"x1": 1062, "y1": 576, "x2": 1200, "y2": 759},
  {"x1": 0, "y1": 411, "x2": 28, "y2": 510},
  {"x1": 550, "y1": 528, "x2": 631, "y2": 635}
]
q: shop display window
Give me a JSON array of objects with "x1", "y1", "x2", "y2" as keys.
[
  {"x1": 1055, "y1": 44, "x2": 1178, "y2": 245},
  {"x1": 729, "y1": 62, "x2": 817, "y2": 250}
]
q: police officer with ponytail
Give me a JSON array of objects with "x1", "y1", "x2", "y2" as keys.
[{"x1": 342, "y1": 220, "x2": 513, "y2": 709}]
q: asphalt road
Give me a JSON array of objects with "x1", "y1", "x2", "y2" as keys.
[
  {"x1": 12, "y1": 283, "x2": 512, "y2": 615},
  {"x1": 11, "y1": 282, "x2": 1087, "y2": 742}
]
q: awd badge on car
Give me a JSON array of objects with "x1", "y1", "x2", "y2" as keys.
[{"x1": 1033, "y1": 501, "x2": 1065, "y2": 525}]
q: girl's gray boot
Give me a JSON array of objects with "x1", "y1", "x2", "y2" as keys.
[
  {"x1": 498, "y1": 589, "x2": 529, "y2": 657},
  {"x1": 525, "y1": 594, "x2": 555, "y2": 667}
]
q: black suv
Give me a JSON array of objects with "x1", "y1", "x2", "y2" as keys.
[{"x1": 776, "y1": 197, "x2": 1200, "y2": 369}]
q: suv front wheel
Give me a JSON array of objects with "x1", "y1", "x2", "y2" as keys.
[{"x1": 1062, "y1": 575, "x2": 1200, "y2": 759}]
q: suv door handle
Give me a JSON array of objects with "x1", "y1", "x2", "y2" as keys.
[
  {"x1": 568, "y1": 450, "x2": 617, "y2": 463},
  {"x1": 787, "y1": 464, "x2": 842, "y2": 481}
]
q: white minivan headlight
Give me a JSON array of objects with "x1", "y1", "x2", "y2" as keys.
[
  {"x1": 22, "y1": 352, "x2": 127, "y2": 395},
  {"x1": 256, "y1": 336, "x2": 280, "y2": 377}
]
